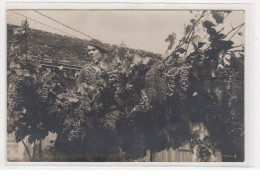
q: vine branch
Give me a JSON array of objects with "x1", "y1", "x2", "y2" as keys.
[
  {"x1": 152, "y1": 11, "x2": 206, "y2": 67},
  {"x1": 21, "y1": 139, "x2": 32, "y2": 161}
]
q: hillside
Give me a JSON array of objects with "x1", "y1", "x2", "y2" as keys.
[{"x1": 7, "y1": 24, "x2": 162, "y2": 67}]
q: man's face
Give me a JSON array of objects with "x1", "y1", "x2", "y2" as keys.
[{"x1": 87, "y1": 45, "x2": 103, "y2": 63}]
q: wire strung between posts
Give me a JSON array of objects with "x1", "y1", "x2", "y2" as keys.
[
  {"x1": 34, "y1": 10, "x2": 95, "y2": 40},
  {"x1": 10, "y1": 10, "x2": 75, "y2": 38}
]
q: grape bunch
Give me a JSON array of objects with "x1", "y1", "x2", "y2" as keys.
[
  {"x1": 127, "y1": 95, "x2": 143, "y2": 114},
  {"x1": 67, "y1": 121, "x2": 82, "y2": 142},
  {"x1": 128, "y1": 132, "x2": 147, "y2": 160},
  {"x1": 165, "y1": 69, "x2": 179, "y2": 97},
  {"x1": 63, "y1": 114, "x2": 87, "y2": 142},
  {"x1": 108, "y1": 71, "x2": 118, "y2": 87},
  {"x1": 38, "y1": 86, "x2": 49, "y2": 103},
  {"x1": 60, "y1": 94, "x2": 95, "y2": 140},
  {"x1": 178, "y1": 64, "x2": 191, "y2": 99},
  {"x1": 217, "y1": 66, "x2": 243, "y2": 84},
  {"x1": 109, "y1": 71, "x2": 130, "y2": 107},
  {"x1": 179, "y1": 64, "x2": 191, "y2": 92},
  {"x1": 197, "y1": 145, "x2": 212, "y2": 162},
  {"x1": 73, "y1": 107, "x2": 85, "y2": 119},
  {"x1": 109, "y1": 70, "x2": 127, "y2": 88},
  {"x1": 165, "y1": 63, "x2": 191, "y2": 98},
  {"x1": 12, "y1": 78, "x2": 27, "y2": 91},
  {"x1": 7, "y1": 83, "x2": 21, "y2": 114},
  {"x1": 114, "y1": 87, "x2": 125, "y2": 104},
  {"x1": 116, "y1": 71, "x2": 141, "y2": 111},
  {"x1": 62, "y1": 115, "x2": 74, "y2": 132}
]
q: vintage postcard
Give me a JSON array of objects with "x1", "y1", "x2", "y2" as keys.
[{"x1": 3, "y1": 1, "x2": 252, "y2": 166}]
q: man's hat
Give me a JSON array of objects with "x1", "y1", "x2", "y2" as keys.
[{"x1": 88, "y1": 39, "x2": 108, "y2": 53}]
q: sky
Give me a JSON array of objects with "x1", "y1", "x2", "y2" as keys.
[{"x1": 6, "y1": 10, "x2": 245, "y2": 55}]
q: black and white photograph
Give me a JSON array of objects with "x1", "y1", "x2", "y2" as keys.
[{"x1": 6, "y1": 9, "x2": 245, "y2": 162}]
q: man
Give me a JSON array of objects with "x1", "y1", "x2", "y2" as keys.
[
  {"x1": 75, "y1": 40, "x2": 122, "y2": 161},
  {"x1": 76, "y1": 40, "x2": 114, "y2": 93}
]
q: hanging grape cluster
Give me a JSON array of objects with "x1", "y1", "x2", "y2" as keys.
[
  {"x1": 216, "y1": 65, "x2": 244, "y2": 85},
  {"x1": 165, "y1": 63, "x2": 192, "y2": 99}
]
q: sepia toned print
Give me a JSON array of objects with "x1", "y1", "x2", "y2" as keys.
[{"x1": 7, "y1": 10, "x2": 244, "y2": 162}]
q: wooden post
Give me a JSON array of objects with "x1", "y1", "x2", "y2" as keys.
[{"x1": 23, "y1": 18, "x2": 28, "y2": 61}]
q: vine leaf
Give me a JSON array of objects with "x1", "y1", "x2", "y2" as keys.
[
  {"x1": 9, "y1": 61, "x2": 20, "y2": 69},
  {"x1": 218, "y1": 40, "x2": 234, "y2": 51},
  {"x1": 58, "y1": 65, "x2": 64, "y2": 70},
  {"x1": 185, "y1": 25, "x2": 192, "y2": 34},
  {"x1": 223, "y1": 10, "x2": 232, "y2": 14},
  {"x1": 68, "y1": 97, "x2": 79, "y2": 103},
  {"x1": 15, "y1": 69, "x2": 23, "y2": 76},
  {"x1": 165, "y1": 32, "x2": 176, "y2": 52},
  {"x1": 23, "y1": 73, "x2": 31, "y2": 77},
  {"x1": 192, "y1": 43, "x2": 199, "y2": 51},
  {"x1": 132, "y1": 54, "x2": 142, "y2": 65},
  {"x1": 203, "y1": 20, "x2": 215, "y2": 28},
  {"x1": 190, "y1": 19, "x2": 196, "y2": 23},
  {"x1": 143, "y1": 57, "x2": 151, "y2": 65},
  {"x1": 211, "y1": 11, "x2": 225, "y2": 24},
  {"x1": 238, "y1": 31, "x2": 244, "y2": 36},
  {"x1": 57, "y1": 94, "x2": 64, "y2": 100},
  {"x1": 198, "y1": 42, "x2": 206, "y2": 48},
  {"x1": 213, "y1": 86, "x2": 224, "y2": 104},
  {"x1": 191, "y1": 35, "x2": 201, "y2": 46},
  {"x1": 177, "y1": 48, "x2": 187, "y2": 54}
]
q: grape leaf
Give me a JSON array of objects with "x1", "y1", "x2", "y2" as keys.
[
  {"x1": 58, "y1": 65, "x2": 64, "y2": 70},
  {"x1": 198, "y1": 42, "x2": 206, "y2": 48},
  {"x1": 57, "y1": 94, "x2": 64, "y2": 99},
  {"x1": 191, "y1": 35, "x2": 201, "y2": 45},
  {"x1": 211, "y1": 11, "x2": 225, "y2": 24},
  {"x1": 238, "y1": 31, "x2": 244, "y2": 36},
  {"x1": 23, "y1": 73, "x2": 31, "y2": 77},
  {"x1": 190, "y1": 19, "x2": 196, "y2": 23},
  {"x1": 223, "y1": 10, "x2": 232, "y2": 14},
  {"x1": 185, "y1": 25, "x2": 192, "y2": 34},
  {"x1": 68, "y1": 97, "x2": 79, "y2": 103},
  {"x1": 177, "y1": 48, "x2": 187, "y2": 54},
  {"x1": 15, "y1": 69, "x2": 23, "y2": 76},
  {"x1": 132, "y1": 54, "x2": 142, "y2": 65},
  {"x1": 165, "y1": 32, "x2": 176, "y2": 52},
  {"x1": 203, "y1": 20, "x2": 216, "y2": 29}
]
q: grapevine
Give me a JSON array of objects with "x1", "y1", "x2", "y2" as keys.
[{"x1": 7, "y1": 10, "x2": 244, "y2": 161}]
